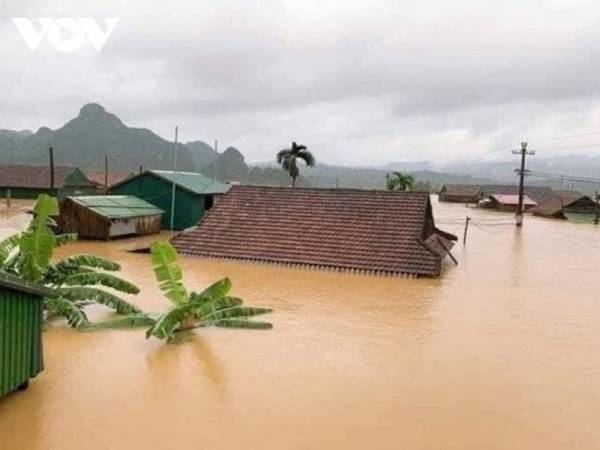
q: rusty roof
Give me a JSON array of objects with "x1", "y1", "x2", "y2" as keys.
[
  {"x1": 481, "y1": 185, "x2": 555, "y2": 203},
  {"x1": 490, "y1": 194, "x2": 537, "y2": 206},
  {"x1": 439, "y1": 184, "x2": 481, "y2": 196},
  {"x1": 0, "y1": 164, "x2": 94, "y2": 189},
  {"x1": 171, "y1": 185, "x2": 456, "y2": 277},
  {"x1": 530, "y1": 191, "x2": 589, "y2": 217},
  {"x1": 85, "y1": 171, "x2": 131, "y2": 187}
]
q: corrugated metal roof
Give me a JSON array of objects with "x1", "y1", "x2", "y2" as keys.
[
  {"x1": 150, "y1": 170, "x2": 229, "y2": 195},
  {"x1": 0, "y1": 271, "x2": 53, "y2": 297},
  {"x1": 68, "y1": 195, "x2": 164, "y2": 219}
]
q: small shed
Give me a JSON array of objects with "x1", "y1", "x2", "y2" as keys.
[
  {"x1": 0, "y1": 164, "x2": 98, "y2": 199},
  {"x1": 487, "y1": 194, "x2": 537, "y2": 212},
  {"x1": 58, "y1": 195, "x2": 164, "y2": 240},
  {"x1": 438, "y1": 184, "x2": 482, "y2": 203},
  {"x1": 0, "y1": 271, "x2": 49, "y2": 397},
  {"x1": 110, "y1": 170, "x2": 229, "y2": 231}
]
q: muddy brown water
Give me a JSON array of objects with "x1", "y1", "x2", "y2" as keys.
[{"x1": 0, "y1": 198, "x2": 599, "y2": 449}]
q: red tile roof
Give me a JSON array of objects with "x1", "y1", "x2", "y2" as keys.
[
  {"x1": 0, "y1": 164, "x2": 92, "y2": 189},
  {"x1": 490, "y1": 194, "x2": 537, "y2": 206},
  {"x1": 171, "y1": 186, "x2": 456, "y2": 277},
  {"x1": 529, "y1": 191, "x2": 589, "y2": 217},
  {"x1": 86, "y1": 171, "x2": 131, "y2": 188}
]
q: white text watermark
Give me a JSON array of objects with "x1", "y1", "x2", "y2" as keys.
[{"x1": 12, "y1": 18, "x2": 120, "y2": 52}]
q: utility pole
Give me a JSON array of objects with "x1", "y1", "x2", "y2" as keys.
[
  {"x1": 49, "y1": 146, "x2": 55, "y2": 190},
  {"x1": 170, "y1": 126, "x2": 179, "y2": 233},
  {"x1": 104, "y1": 156, "x2": 109, "y2": 194},
  {"x1": 214, "y1": 139, "x2": 218, "y2": 181},
  {"x1": 594, "y1": 190, "x2": 599, "y2": 225},
  {"x1": 512, "y1": 141, "x2": 535, "y2": 227},
  {"x1": 463, "y1": 216, "x2": 471, "y2": 244}
]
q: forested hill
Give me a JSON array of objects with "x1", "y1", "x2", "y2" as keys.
[
  {"x1": 0, "y1": 103, "x2": 195, "y2": 171},
  {"x1": 0, "y1": 103, "x2": 499, "y2": 189}
]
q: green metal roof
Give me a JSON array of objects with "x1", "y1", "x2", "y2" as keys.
[
  {"x1": 68, "y1": 195, "x2": 164, "y2": 219},
  {"x1": 0, "y1": 271, "x2": 54, "y2": 297},
  {"x1": 150, "y1": 170, "x2": 229, "y2": 195}
]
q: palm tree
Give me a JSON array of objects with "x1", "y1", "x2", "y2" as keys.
[
  {"x1": 276, "y1": 142, "x2": 315, "y2": 187},
  {"x1": 91, "y1": 241, "x2": 274, "y2": 341},
  {"x1": 386, "y1": 172, "x2": 415, "y2": 192},
  {"x1": 0, "y1": 194, "x2": 142, "y2": 328}
]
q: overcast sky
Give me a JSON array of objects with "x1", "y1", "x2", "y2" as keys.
[{"x1": 2, "y1": 0, "x2": 600, "y2": 165}]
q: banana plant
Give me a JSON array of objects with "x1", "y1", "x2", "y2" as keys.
[
  {"x1": 0, "y1": 194, "x2": 142, "y2": 328},
  {"x1": 91, "y1": 241, "x2": 273, "y2": 341}
]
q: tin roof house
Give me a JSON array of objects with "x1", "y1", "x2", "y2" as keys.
[
  {"x1": 58, "y1": 195, "x2": 164, "y2": 240},
  {"x1": 171, "y1": 186, "x2": 457, "y2": 277},
  {"x1": 110, "y1": 170, "x2": 229, "y2": 231}
]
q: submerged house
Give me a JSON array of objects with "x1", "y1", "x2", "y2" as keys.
[
  {"x1": 171, "y1": 186, "x2": 458, "y2": 277},
  {"x1": 438, "y1": 184, "x2": 556, "y2": 205},
  {"x1": 110, "y1": 170, "x2": 229, "y2": 231},
  {"x1": 530, "y1": 192, "x2": 597, "y2": 221},
  {"x1": 58, "y1": 195, "x2": 164, "y2": 240},
  {"x1": 486, "y1": 194, "x2": 537, "y2": 212},
  {"x1": 438, "y1": 184, "x2": 482, "y2": 203},
  {"x1": 0, "y1": 165, "x2": 97, "y2": 199},
  {"x1": 479, "y1": 185, "x2": 555, "y2": 204}
]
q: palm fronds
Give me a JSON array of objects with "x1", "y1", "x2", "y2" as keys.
[
  {"x1": 58, "y1": 286, "x2": 143, "y2": 315},
  {"x1": 151, "y1": 241, "x2": 187, "y2": 306},
  {"x1": 19, "y1": 194, "x2": 57, "y2": 281},
  {"x1": 146, "y1": 242, "x2": 273, "y2": 340},
  {"x1": 83, "y1": 314, "x2": 156, "y2": 330},
  {"x1": 45, "y1": 297, "x2": 89, "y2": 328},
  {"x1": 62, "y1": 272, "x2": 140, "y2": 294},
  {"x1": 276, "y1": 141, "x2": 315, "y2": 187}
]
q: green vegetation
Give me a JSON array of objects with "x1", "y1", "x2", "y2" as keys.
[
  {"x1": 93, "y1": 241, "x2": 273, "y2": 341},
  {"x1": 276, "y1": 142, "x2": 316, "y2": 187},
  {"x1": 0, "y1": 194, "x2": 141, "y2": 328},
  {"x1": 386, "y1": 172, "x2": 415, "y2": 191}
]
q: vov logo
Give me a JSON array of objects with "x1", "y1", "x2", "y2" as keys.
[{"x1": 12, "y1": 18, "x2": 120, "y2": 52}]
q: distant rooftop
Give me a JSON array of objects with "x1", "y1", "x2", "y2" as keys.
[
  {"x1": 0, "y1": 164, "x2": 96, "y2": 189},
  {"x1": 68, "y1": 195, "x2": 164, "y2": 219},
  {"x1": 149, "y1": 170, "x2": 229, "y2": 195},
  {"x1": 490, "y1": 194, "x2": 537, "y2": 206}
]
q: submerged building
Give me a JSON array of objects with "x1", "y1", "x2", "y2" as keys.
[
  {"x1": 58, "y1": 195, "x2": 164, "y2": 240},
  {"x1": 0, "y1": 164, "x2": 98, "y2": 199},
  {"x1": 110, "y1": 170, "x2": 229, "y2": 230},
  {"x1": 171, "y1": 186, "x2": 457, "y2": 277},
  {"x1": 530, "y1": 192, "x2": 597, "y2": 222}
]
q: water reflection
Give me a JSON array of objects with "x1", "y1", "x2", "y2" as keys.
[{"x1": 146, "y1": 333, "x2": 227, "y2": 394}]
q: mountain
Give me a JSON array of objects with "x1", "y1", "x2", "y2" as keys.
[
  {"x1": 296, "y1": 163, "x2": 495, "y2": 190},
  {"x1": 201, "y1": 146, "x2": 249, "y2": 182},
  {"x1": 0, "y1": 103, "x2": 194, "y2": 171},
  {"x1": 385, "y1": 161, "x2": 434, "y2": 171},
  {"x1": 185, "y1": 140, "x2": 217, "y2": 169}
]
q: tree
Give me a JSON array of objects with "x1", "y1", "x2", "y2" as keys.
[
  {"x1": 386, "y1": 172, "x2": 415, "y2": 192},
  {"x1": 91, "y1": 241, "x2": 274, "y2": 341},
  {"x1": 0, "y1": 194, "x2": 142, "y2": 328},
  {"x1": 276, "y1": 142, "x2": 315, "y2": 187}
]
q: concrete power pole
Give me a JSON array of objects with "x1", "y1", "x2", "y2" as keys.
[{"x1": 512, "y1": 141, "x2": 535, "y2": 227}]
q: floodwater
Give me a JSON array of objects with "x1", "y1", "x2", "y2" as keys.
[{"x1": 1, "y1": 198, "x2": 600, "y2": 449}]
